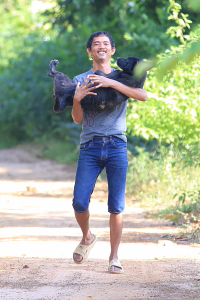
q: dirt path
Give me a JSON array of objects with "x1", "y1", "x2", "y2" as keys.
[{"x1": 0, "y1": 146, "x2": 199, "y2": 300}]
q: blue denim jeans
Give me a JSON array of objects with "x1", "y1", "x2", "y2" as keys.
[{"x1": 73, "y1": 136, "x2": 128, "y2": 214}]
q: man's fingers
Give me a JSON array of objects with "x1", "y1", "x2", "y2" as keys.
[
  {"x1": 89, "y1": 79, "x2": 98, "y2": 83},
  {"x1": 83, "y1": 77, "x2": 89, "y2": 86},
  {"x1": 88, "y1": 75, "x2": 99, "y2": 79},
  {"x1": 88, "y1": 92, "x2": 97, "y2": 95},
  {"x1": 87, "y1": 81, "x2": 95, "y2": 87},
  {"x1": 88, "y1": 75, "x2": 101, "y2": 82},
  {"x1": 89, "y1": 79, "x2": 103, "y2": 85},
  {"x1": 93, "y1": 83, "x2": 103, "y2": 88},
  {"x1": 97, "y1": 83, "x2": 103, "y2": 88},
  {"x1": 88, "y1": 76, "x2": 99, "y2": 80},
  {"x1": 88, "y1": 85, "x2": 99, "y2": 91}
]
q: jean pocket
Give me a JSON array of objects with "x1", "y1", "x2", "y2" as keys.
[
  {"x1": 112, "y1": 137, "x2": 127, "y2": 149},
  {"x1": 80, "y1": 141, "x2": 92, "y2": 150}
]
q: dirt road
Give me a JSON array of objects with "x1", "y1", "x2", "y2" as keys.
[{"x1": 0, "y1": 146, "x2": 199, "y2": 300}]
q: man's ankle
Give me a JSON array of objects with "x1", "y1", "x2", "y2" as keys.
[
  {"x1": 109, "y1": 254, "x2": 118, "y2": 261},
  {"x1": 82, "y1": 232, "x2": 93, "y2": 245}
]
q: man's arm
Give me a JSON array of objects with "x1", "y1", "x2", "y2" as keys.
[
  {"x1": 72, "y1": 78, "x2": 100, "y2": 124},
  {"x1": 72, "y1": 90, "x2": 83, "y2": 124},
  {"x1": 109, "y1": 80, "x2": 147, "y2": 101},
  {"x1": 88, "y1": 75, "x2": 148, "y2": 101}
]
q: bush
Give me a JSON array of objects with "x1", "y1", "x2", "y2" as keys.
[
  {"x1": 127, "y1": 146, "x2": 200, "y2": 223},
  {"x1": 127, "y1": 52, "x2": 199, "y2": 147}
]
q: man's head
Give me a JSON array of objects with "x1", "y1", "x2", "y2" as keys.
[
  {"x1": 86, "y1": 31, "x2": 116, "y2": 63},
  {"x1": 86, "y1": 31, "x2": 115, "y2": 50}
]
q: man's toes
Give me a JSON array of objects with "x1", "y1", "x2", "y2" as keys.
[
  {"x1": 73, "y1": 253, "x2": 83, "y2": 263},
  {"x1": 110, "y1": 266, "x2": 122, "y2": 272}
]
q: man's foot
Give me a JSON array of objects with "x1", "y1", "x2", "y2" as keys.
[
  {"x1": 109, "y1": 254, "x2": 124, "y2": 273},
  {"x1": 73, "y1": 233, "x2": 96, "y2": 264},
  {"x1": 108, "y1": 259, "x2": 124, "y2": 274}
]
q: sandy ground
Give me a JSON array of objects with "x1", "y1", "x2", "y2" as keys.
[{"x1": 0, "y1": 146, "x2": 199, "y2": 300}]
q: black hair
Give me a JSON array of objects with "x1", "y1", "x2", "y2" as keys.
[{"x1": 86, "y1": 31, "x2": 115, "y2": 49}]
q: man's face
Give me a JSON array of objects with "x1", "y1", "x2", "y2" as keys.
[{"x1": 87, "y1": 35, "x2": 116, "y2": 63}]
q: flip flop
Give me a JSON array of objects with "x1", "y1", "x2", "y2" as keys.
[
  {"x1": 108, "y1": 259, "x2": 124, "y2": 274},
  {"x1": 73, "y1": 234, "x2": 97, "y2": 264}
]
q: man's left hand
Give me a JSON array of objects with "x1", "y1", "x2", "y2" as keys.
[{"x1": 88, "y1": 75, "x2": 113, "y2": 88}]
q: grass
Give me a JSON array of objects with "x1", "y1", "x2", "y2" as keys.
[
  {"x1": 37, "y1": 138, "x2": 79, "y2": 164},
  {"x1": 0, "y1": 134, "x2": 19, "y2": 149},
  {"x1": 126, "y1": 146, "x2": 200, "y2": 238},
  {"x1": 0, "y1": 135, "x2": 80, "y2": 164}
]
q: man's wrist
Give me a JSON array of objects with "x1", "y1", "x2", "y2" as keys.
[
  {"x1": 73, "y1": 96, "x2": 81, "y2": 105},
  {"x1": 109, "y1": 79, "x2": 118, "y2": 88}
]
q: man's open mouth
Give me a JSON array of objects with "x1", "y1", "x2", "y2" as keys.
[{"x1": 98, "y1": 50, "x2": 107, "y2": 54}]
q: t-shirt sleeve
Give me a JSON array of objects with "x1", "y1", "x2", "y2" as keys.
[
  {"x1": 73, "y1": 75, "x2": 86, "y2": 85},
  {"x1": 73, "y1": 76, "x2": 79, "y2": 84},
  {"x1": 73, "y1": 70, "x2": 93, "y2": 87}
]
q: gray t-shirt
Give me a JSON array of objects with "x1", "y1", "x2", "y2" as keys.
[{"x1": 73, "y1": 69, "x2": 128, "y2": 144}]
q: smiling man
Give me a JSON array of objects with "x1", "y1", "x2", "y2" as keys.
[{"x1": 72, "y1": 31, "x2": 147, "y2": 274}]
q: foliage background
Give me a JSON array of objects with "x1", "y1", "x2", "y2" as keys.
[
  {"x1": 0, "y1": 0, "x2": 199, "y2": 229},
  {"x1": 0, "y1": 0, "x2": 199, "y2": 144}
]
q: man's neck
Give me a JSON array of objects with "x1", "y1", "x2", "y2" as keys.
[{"x1": 92, "y1": 61, "x2": 112, "y2": 74}]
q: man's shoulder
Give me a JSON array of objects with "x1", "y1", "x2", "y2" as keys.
[{"x1": 73, "y1": 69, "x2": 93, "y2": 84}]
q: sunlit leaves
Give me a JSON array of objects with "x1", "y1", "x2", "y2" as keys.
[
  {"x1": 156, "y1": 26, "x2": 200, "y2": 80},
  {"x1": 185, "y1": 0, "x2": 200, "y2": 12},
  {"x1": 156, "y1": 1, "x2": 200, "y2": 81},
  {"x1": 127, "y1": 52, "x2": 200, "y2": 147}
]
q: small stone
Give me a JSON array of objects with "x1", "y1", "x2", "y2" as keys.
[{"x1": 23, "y1": 265, "x2": 29, "y2": 269}]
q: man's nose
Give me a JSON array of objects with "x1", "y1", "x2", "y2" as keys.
[{"x1": 98, "y1": 43, "x2": 106, "y2": 48}]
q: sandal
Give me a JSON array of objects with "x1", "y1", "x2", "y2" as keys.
[
  {"x1": 108, "y1": 259, "x2": 124, "y2": 274},
  {"x1": 73, "y1": 234, "x2": 97, "y2": 264}
]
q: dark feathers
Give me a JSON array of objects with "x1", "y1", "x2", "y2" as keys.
[{"x1": 48, "y1": 57, "x2": 151, "y2": 112}]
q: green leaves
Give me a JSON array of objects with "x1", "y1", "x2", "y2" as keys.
[
  {"x1": 127, "y1": 42, "x2": 200, "y2": 147},
  {"x1": 156, "y1": 25, "x2": 200, "y2": 80},
  {"x1": 185, "y1": 0, "x2": 200, "y2": 12},
  {"x1": 0, "y1": 0, "x2": 199, "y2": 146}
]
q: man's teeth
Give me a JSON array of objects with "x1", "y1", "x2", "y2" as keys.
[{"x1": 98, "y1": 51, "x2": 106, "y2": 53}]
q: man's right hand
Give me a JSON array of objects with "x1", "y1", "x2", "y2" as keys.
[
  {"x1": 73, "y1": 77, "x2": 100, "y2": 104},
  {"x1": 72, "y1": 77, "x2": 100, "y2": 124}
]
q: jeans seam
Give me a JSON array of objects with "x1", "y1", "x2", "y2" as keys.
[
  {"x1": 112, "y1": 145, "x2": 127, "y2": 149},
  {"x1": 108, "y1": 208, "x2": 125, "y2": 214},
  {"x1": 80, "y1": 141, "x2": 93, "y2": 150},
  {"x1": 111, "y1": 138, "x2": 127, "y2": 149}
]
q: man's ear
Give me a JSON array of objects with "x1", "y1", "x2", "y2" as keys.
[
  {"x1": 111, "y1": 47, "x2": 116, "y2": 56},
  {"x1": 87, "y1": 48, "x2": 92, "y2": 56}
]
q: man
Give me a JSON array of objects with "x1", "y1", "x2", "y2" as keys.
[{"x1": 72, "y1": 31, "x2": 147, "y2": 274}]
